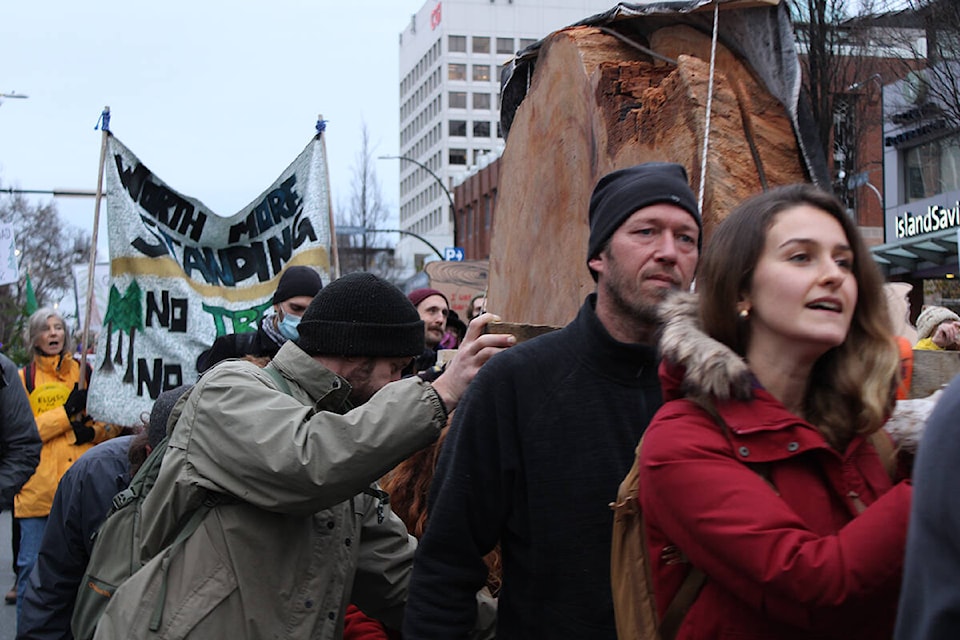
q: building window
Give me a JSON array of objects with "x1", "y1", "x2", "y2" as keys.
[
  {"x1": 448, "y1": 63, "x2": 467, "y2": 81},
  {"x1": 473, "y1": 121, "x2": 491, "y2": 137},
  {"x1": 473, "y1": 92, "x2": 491, "y2": 109},
  {"x1": 449, "y1": 148, "x2": 467, "y2": 165},
  {"x1": 449, "y1": 120, "x2": 467, "y2": 136},
  {"x1": 904, "y1": 131, "x2": 960, "y2": 202},
  {"x1": 472, "y1": 64, "x2": 491, "y2": 82},
  {"x1": 449, "y1": 91, "x2": 467, "y2": 108},
  {"x1": 496, "y1": 37, "x2": 514, "y2": 54},
  {"x1": 449, "y1": 35, "x2": 466, "y2": 52},
  {"x1": 519, "y1": 38, "x2": 537, "y2": 50},
  {"x1": 472, "y1": 36, "x2": 490, "y2": 54}
]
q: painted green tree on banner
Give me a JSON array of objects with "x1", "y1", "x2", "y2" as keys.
[{"x1": 99, "y1": 280, "x2": 144, "y2": 383}]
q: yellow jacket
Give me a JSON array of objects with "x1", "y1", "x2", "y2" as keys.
[
  {"x1": 14, "y1": 353, "x2": 120, "y2": 518},
  {"x1": 914, "y1": 338, "x2": 945, "y2": 351}
]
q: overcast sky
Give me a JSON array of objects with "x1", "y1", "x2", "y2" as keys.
[{"x1": 0, "y1": 1, "x2": 424, "y2": 253}]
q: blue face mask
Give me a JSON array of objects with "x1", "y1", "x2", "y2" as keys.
[{"x1": 278, "y1": 313, "x2": 302, "y2": 341}]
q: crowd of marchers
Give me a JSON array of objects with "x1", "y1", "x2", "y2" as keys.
[{"x1": 2, "y1": 163, "x2": 959, "y2": 639}]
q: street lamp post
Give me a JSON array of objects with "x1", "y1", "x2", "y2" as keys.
[
  {"x1": 2, "y1": 188, "x2": 96, "y2": 198},
  {"x1": 336, "y1": 225, "x2": 444, "y2": 261},
  {"x1": 845, "y1": 74, "x2": 886, "y2": 222},
  {"x1": 847, "y1": 73, "x2": 883, "y2": 94},
  {"x1": 0, "y1": 91, "x2": 29, "y2": 106},
  {"x1": 379, "y1": 155, "x2": 458, "y2": 250}
]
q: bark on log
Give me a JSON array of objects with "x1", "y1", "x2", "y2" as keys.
[{"x1": 489, "y1": 24, "x2": 808, "y2": 327}]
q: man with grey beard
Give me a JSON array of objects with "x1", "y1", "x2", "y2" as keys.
[{"x1": 404, "y1": 163, "x2": 702, "y2": 639}]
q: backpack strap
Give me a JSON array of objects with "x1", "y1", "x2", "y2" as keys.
[
  {"x1": 651, "y1": 395, "x2": 781, "y2": 639},
  {"x1": 659, "y1": 563, "x2": 707, "y2": 640},
  {"x1": 264, "y1": 365, "x2": 292, "y2": 396},
  {"x1": 689, "y1": 395, "x2": 778, "y2": 493},
  {"x1": 149, "y1": 492, "x2": 223, "y2": 632},
  {"x1": 634, "y1": 434, "x2": 707, "y2": 640},
  {"x1": 611, "y1": 434, "x2": 707, "y2": 640},
  {"x1": 21, "y1": 361, "x2": 37, "y2": 394}
]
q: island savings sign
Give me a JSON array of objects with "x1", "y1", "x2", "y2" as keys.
[
  {"x1": 895, "y1": 200, "x2": 960, "y2": 239},
  {"x1": 431, "y1": 2, "x2": 442, "y2": 29}
]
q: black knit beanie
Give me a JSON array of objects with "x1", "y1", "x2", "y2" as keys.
[
  {"x1": 587, "y1": 163, "x2": 701, "y2": 278},
  {"x1": 148, "y1": 384, "x2": 191, "y2": 445},
  {"x1": 295, "y1": 272, "x2": 425, "y2": 357},
  {"x1": 272, "y1": 265, "x2": 324, "y2": 305}
]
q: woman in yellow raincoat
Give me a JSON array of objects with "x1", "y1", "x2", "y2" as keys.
[{"x1": 13, "y1": 307, "x2": 119, "y2": 618}]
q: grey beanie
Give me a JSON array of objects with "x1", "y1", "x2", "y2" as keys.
[
  {"x1": 916, "y1": 305, "x2": 960, "y2": 341},
  {"x1": 295, "y1": 272, "x2": 424, "y2": 358},
  {"x1": 587, "y1": 162, "x2": 701, "y2": 277}
]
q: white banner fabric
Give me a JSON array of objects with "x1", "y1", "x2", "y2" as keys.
[
  {"x1": 71, "y1": 262, "x2": 111, "y2": 334},
  {"x1": 0, "y1": 222, "x2": 19, "y2": 286},
  {"x1": 87, "y1": 134, "x2": 331, "y2": 425}
]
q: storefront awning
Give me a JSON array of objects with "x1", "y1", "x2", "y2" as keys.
[{"x1": 871, "y1": 227, "x2": 959, "y2": 277}]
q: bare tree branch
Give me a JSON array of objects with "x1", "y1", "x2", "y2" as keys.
[
  {"x1": 0, "y1": 184, "x2": 91, "y2": 358},
  {"x1": 334, "y1": 121, "x2": 404, "y2": 280}
]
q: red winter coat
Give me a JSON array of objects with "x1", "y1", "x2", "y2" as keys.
[{"x1": 639, "y1": 364, "x2": 911, "y2": 640}]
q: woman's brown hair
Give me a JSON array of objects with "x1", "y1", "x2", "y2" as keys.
[
  {"x1": 697, "y1": 184, "x2": 898, "y2": 449},
  {"x1": 380, "y1": 427, "x2": 502, "y2": 595}
]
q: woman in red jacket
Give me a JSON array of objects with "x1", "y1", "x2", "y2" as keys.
[{"x1": 639, "y1": 184, "x2": 910, "y2": 639}]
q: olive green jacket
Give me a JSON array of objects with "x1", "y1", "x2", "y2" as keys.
[{"x1": 94, "y1": 342, "x2": 446, "y2": 639}]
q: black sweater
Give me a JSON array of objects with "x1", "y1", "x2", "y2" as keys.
[{"x1": 404, "y1": 294, "x2": 663, "y2": 639}]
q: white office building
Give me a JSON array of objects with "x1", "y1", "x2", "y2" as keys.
[{"x1": 394, "y1": 0, "x2": 614, "y2": 276}]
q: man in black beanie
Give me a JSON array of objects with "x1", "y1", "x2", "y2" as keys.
[
  {"x1": 405, "y1": 162, "x2": 702, "y2": 639},
  {"x1": 94, "y1": 272, "x2": 514, "y2": 639},
  {"x1": 196, "y1": 264, "x2": 323, "y2": 373}
]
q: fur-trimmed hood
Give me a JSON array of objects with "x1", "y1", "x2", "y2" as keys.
[
  {"x1": 657, "y1": 291, "x2": 752, "y2": 402},
  {"x1": 657, "y1": 290, "x2": 938, "y2": 454}
]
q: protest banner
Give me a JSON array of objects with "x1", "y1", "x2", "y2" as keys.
[{"x1": 87, "y1": 134, "x2": 332, "y2": 425}]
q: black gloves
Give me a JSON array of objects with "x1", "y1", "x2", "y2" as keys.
[
  {"x1": 63, "y1": 385, "x2": 88, "y2": 417},
  {"x1": 71, "y1": 416, "x2": 96, "y2": 445},
  {"x1": 65, "y1": 385, "x2": 95, "y2": 444}
]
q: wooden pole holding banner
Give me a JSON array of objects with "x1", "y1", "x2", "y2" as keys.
[
  {"x1": 78, "y1": 106, "x2": 110, "y2": 390},
  {"x1": 318, "y1": 114, "x2": 340, "y2": 281}
]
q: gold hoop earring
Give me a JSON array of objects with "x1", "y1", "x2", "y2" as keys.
[{"x1": 738, "y1": 308, "x2": 750, "y2": 320}]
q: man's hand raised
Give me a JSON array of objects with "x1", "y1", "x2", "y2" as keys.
[{"x1": 430, "y1": 312, "x2": 515, "y2": 412}]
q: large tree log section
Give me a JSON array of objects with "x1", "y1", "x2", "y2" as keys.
[{"x1": 489, "y1": 24, "x2": 808, "y2": 327}]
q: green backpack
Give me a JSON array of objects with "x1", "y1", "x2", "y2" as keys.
[
  {"x1": 70, "y1": 367, "x2": 292, "y2": 639},
  {"x1": 69, "y1": 384, "x2": 214, "y2": 640},
  {"x1": 70, "y1": 365, "x2": 395, "y2": 638}
]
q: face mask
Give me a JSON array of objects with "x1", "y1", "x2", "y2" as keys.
[{"x1": 278, "y1": 313, "x2": 302, "y2": 341}]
